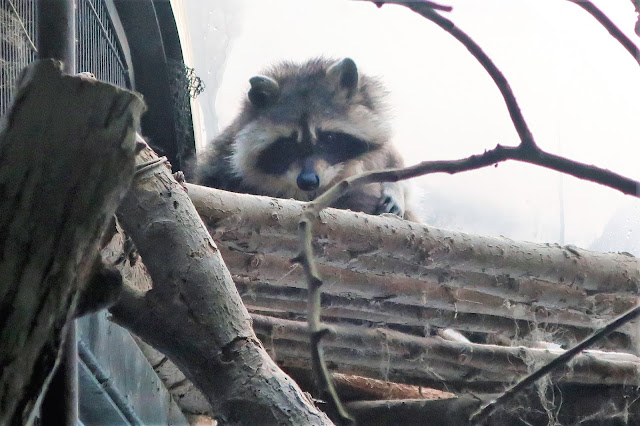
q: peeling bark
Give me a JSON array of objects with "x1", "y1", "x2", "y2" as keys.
[
  {"x1": 105, "y1": 181, "x2": 639, "y2": 416},
  {"x1": 0, "y1": 60, "x2": 143, "y2": 424},
  {"x1": 187, "y1": 183, "x2": 640, "y2": 343},
  {"x1": 110, "y1": 146, "x2": 332, "y2": 425},
  {"x1": 330, "y1": 372, "x2": 455, "y2": 401}
]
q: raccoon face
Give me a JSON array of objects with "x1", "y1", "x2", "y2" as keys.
[{"x1": 229, "y1": 58, "x2": 391, "y2": 200}]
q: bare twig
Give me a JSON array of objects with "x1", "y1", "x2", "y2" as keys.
[
  {"x1": 470, "y1": 304, "x2": 640, "y2": 424},
  {"x1": 385, "y1": 1, "x2": 536, "y2": 148},
  {"x1": 297, "y1": 2, "x2": 640, "y2": 424},
  {"x1": 294, "y1": 217, "x2": 354, "y2": 425},
  {"x1": 368, "y1": 0, "x2": 452, "y2": 12},
  {"x1": 309, "y1": 144, "x2": 639, "y2": 212},
  {"x1": 567, "y1": 0, "x2": 640, "y2": 66}
]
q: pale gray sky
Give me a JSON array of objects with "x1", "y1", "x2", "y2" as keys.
[{"x1": 182, "y1": 0, "x2": 640, "y2": 250}]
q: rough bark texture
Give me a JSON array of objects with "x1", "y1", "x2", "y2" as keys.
[
  {"x1": 103, "y1": 183, "x2": 640, "y2": 417},
  {"x1": 252, "y1": 315, "x2": 640, "y2": 389},
  {"x1": 0, "y1": 60, "x2": 143, "y2": 425},
  {"x1": 329, "y1": 372, "x2": 455, "y2": 401},
  {"x1": 187, "y1": 183, "x2": 640, "y2": 345},
  {"x1": 110, "y1": 146, "x2": 332, "y2": 425}
]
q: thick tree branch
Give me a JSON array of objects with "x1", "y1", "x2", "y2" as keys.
[
  {"x1": 189, "y1": 184, "x2": 640, "y2": 344},
  {"x1": 252, "y1": 315, "x2": 640, "y2": 389},
  {"x1": 0, "y1": 60, "x2": 143, "y2": 424},
  {"x1": 111, "y1": 144, "x2": 332, "y2": 425}
]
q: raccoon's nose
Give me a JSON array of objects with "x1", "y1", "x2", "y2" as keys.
[{"x1": 297, "y1": 172, "x2": 320, "y2": 191}]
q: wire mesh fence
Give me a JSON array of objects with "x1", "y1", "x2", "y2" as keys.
[
  {"x1": 75, "y1": 0, "x2": 129, "y2": 88},
  {"x1": 1, "y1": 0, "x2": 130, "y2": 117},
  {"x1": 1, "y1": 0, "x2": 38, "y2": 116}
]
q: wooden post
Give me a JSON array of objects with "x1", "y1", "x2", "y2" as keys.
[{"x1": 0, "y1": 60, "x2": 144, "y2": 425}]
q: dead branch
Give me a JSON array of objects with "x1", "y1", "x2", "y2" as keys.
[
  {"x1": 470, "y1": 304, "x2": 640, "y2": 424},
  {"x1": 252, "y1": 315, "x2": 640, "y2": 389},
  {"x1": 188, "y1": 184, "x2": 640, "y2": 343},
  {"x1": 110, "y1": 145, "x2": 332, "y2": 425},
  {"x1": 635, "y1": 0, "x2": 640, "y2": 36},
  {"x1": 0, "y1": 60, "x2": 143, "y2": 424},
  {"x1": 384, "y1": 1, "x2": 535, "y2": 148},
  {"x1": 296, "y1": 217, "x2": 354, "y2": 424},
  {"x1": 330, "y1": 372, "x2": 455, "y2": 401},
  {"x1": 292, "y1": 2, "x2": 640, "y2": 423},
  {"x1": 567, "y1": 0, "x2": 640, "y2": 66},
  {"x1": 131, "y1": 327, "x2": 456, "y2": 416}
]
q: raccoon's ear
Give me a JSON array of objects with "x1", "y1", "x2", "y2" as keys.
[
  {"x1": 327, "y1": 58, "x2": 359, "y2": 97},
  {"x1": 248, "y1": 75, "x2": 280, "y2": 107}
]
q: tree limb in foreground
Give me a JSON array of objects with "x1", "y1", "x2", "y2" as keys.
[
  {"x1": 110, "y1": 142, "x2": 333, "y2": 425},
  {"x1": 189, "y1": 183, "x2": 640, "y2": 342},
  {"x1": 0, "y1": 60, "x2": 143, "y2": 425}
]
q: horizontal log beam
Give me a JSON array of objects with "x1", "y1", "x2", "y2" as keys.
[
  {"x1": 187, "y1": 184, "x2": 640, "y2": 342},
  {"x1": 252, "y1": 315, "x2": 640, "y2": 388}
]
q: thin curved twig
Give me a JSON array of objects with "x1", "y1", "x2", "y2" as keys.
[
  {"x1": 470, "y1": 304, "x2": 640, "y2": 425},
  {"x1": 298, "y1": 2, "x2": 640, "y2": 424},
  {"x1": 567, "y1": 0, "x2": 640, "y2": 67},
  {"x1": 391, "y1": 2, "x2": 536, "y2": 149},
  {"x1": 310, "y1": 144, "x2": 639, "y2": 212},
  {"x1": 635, "y1": 0, "x2": 640, "y2": 37},
  {"x1": 294, "y1": 216, "x2": 354, "y2": 425}
]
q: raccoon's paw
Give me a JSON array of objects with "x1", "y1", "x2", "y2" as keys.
[
  {"x1": 375, "y1": 182, "x2": 406, "y2": 218},
  {"x1": 376, "y1": 194, "x2": 405, "y2": 217}
]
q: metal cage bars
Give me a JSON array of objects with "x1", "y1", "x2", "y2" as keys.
[{"x1": 0, "y1": 0, "x2": 130, "y2": 117}]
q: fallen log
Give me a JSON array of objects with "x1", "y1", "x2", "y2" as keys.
[
  {"x1": 252, "y1": 315, "x2": 640, "y2": 388},
  {"x1": 187, "y1": 183, "x2": 640, "y2": 343},
  {"x1": 104, "y1": 216, "x2": 640, "y2": 415}
]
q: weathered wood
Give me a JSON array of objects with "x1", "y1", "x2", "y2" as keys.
[
  {"x1": 187, "y1": 183, "x2": 640, "y2": 343},
  {"x1": 252, "y1": 315, "x2": 640, "y2": 388},
  {"x1": 103, "y1": 225, "x2": 640, "y2": 416},
  {"x1": 235, "y1": 281, "x2": 630, "y2": 350},
  {"x1": 330, "y1": 372, "x2": 455, "y2": 401},
  {"x1": 0, "y1": 60, "x2": 143, "y2": 425},
  {"x1": 130, "y1": 318, "x2": 454, "y2": 415},
  {"x1": 110, "y1": 145, "x2": 332, "y2": 425}
]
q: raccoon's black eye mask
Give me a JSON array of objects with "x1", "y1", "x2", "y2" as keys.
[
  {"x1": 255, "y1": 131, "x2": 373, "y2": 176},
  {"x1": 256, "y1": 135, "x2": 300, "y2": 175},
  {"x1": 316, "y1": 131, "x2": 371, "y2": 164}
]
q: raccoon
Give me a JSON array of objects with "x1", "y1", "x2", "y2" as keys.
[{"x1": 196, "y1": 57, "x2": 416, "y2": 220}]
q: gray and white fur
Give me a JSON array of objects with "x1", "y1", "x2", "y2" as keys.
[{"x1": 196, "y1": 57, "x2": 416, "y2": 220}]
